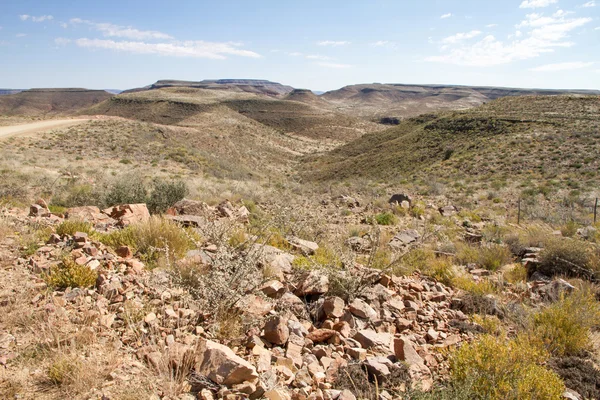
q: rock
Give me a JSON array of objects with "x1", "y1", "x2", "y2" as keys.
[
  {"x1": 195, "y1": 339, "x2": 258, "y2": 386},
  {"x1": 364, "y1": 356, "x2": 393, "y2": 379},
  {"x1": 29, "y1": 204, "x2": 50, "y2": 217},
  {"x1": 394, "y1": 337, "x2": 428, "y2": 373},
  {"x1": 260, "y1": 280, "x2": 285, "y2": 298},
  {"x1": 264, "y1": 388, "x2": 291, "y2": 400},
  {"x1": 66, "y1": 206, "x2": 114, "y2": 224},
  {"x1": 144, "y1": 312, "x2": 157, "y2": 324},
  {"x1": 425, "y1": 328, "x2": 439, "y2": 343},
  {"x1": 345, "y1": 236, "x2": 371, "y2": 252},
  {"x1": 389, "y1": 229, "x2": 420, "y2": 249},
  {"x1": 170, "y1": 199, "x2": 212, "y2": 216},
  {"x1": 388, "y1": 194, "x2": 412, "y2": 207},
  {"x1": 354, "y1": 330, "x2": 393, "y2": 352},
  {"x1": 103, "y1": 203, "x2": 150, "y2": 226},
  {"x1": 577, "y1": 226, "x2": 597, "y2": 240},
  {"x1": 116, "y1": 245, "x2": 133, "y2": 259},
  {"x1": 536, "y1": 278, "x2": 576, "y2": 301},
  {"x1": 263, "y1": 316, "x2": 289, "y2": 345},
  {"x1": 349, "y1": 298, "x2": 377, "y2": 319},
  {"x1": 338, "y1": 389, "x2": 357, "y2": 400},
  {"x1": 322, "y1": 297, "x2": 345, "y2": 318},
  {"x1": 238, "y1": 294, "x2": 272, "y2": 316},
  {"x1": 296, "y1": 271, "x2": 329, "y2": 296},
  {"x1": 306, "y1": 329, "x2": 337, "y2": 343},
  {"x1": 287, "y1": 237, "x2": 319, "y2": 255},
  {"x1": 439, "y1": 205, "x2": 457, "y2": 216}
]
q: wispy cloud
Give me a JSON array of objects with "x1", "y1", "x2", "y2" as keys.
[
  {"x1": 317, "y1": 40, "x2": 350, "y2": 46},
  {"x1": 519, "y1": 0, "x2": 558, "y2": 8},
  {"x1": 426, "y1": 12, "x2": 592, "y2": 66},
  {"x1": 440, "y1": 13, "x2": 453, "y2": 19},
  {"x1": 441, "y1": 30, "x2": 482, "y2": 44},
  {"x1": 54, "y1": 37, "x2": 71, "y2": 46},
  {"x1": 306, "y1": 54, "x2": 332, "y2": 60},
  {"x1": 581, "y1": 1, "x2": 596, "y2": 7},
  {"x1": 70, "y1": 18, "x2": 173, "y2": 40},
  {"x1": 16, "y1": 33, "x2": 27, "y2": 38},
  {"x1": 20, "y1": 14, "x2": 54, "y2": 22},
  {"x1": 530, "y1": 61, "x2": 594, "y2": 71},
  {"x1": 316, "y1": 62, "x2": 351, "y2": 68},
  {"x1": 486, "y1": 24, "x2": 499, "y2": 28},
  {"x1": 370, "y1": 40, "x2": 397, "y2": 48},
  {"x1": 74, "y1": 38, "x2": 261, "y2": 59}
]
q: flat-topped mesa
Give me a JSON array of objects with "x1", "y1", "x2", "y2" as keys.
[{"x1": 127, "y1": 79, "x2": 295, "y2": 97}]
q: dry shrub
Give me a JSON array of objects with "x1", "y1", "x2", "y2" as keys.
[
  {"x1": 99, "y1": 216, "x2": 195, "y2": 267},
  {"x1": 533, "y1": 290, "x2": 600, "y2": 356},
  {"x1": 536, "y1": 237, "x2": 595, "y2": 279},
  {"x1": 0, "y1": 215, "x2": 11, "y2": 241},
  {"x1": 456, "y1": 243, "x2": 512, "y2": 271},
  {"x1": 44, "y1": 256, "x2": 98, "y2": 290},
  {"x1": 449, "y1": 334, "x2": 564, "y2": 400},
  {"x1": 334, "y1": 363, "x2": 410, "y2": 399},
  {"x1": 55, "y1": 219, "x2": 93, "y2": 237},
  {"x1": 548, "y1": 356, "x2": 600, "y2": 399}
]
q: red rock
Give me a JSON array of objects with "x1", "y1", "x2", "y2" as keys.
[
  {"x1": 306, "y1": 329, "x2": 336, "y2": 343},
  {"x1": 263, "y1": 316, "x2": 289, "y2": 345},
  {"x1": 322, "y1": 296, "x2": 345, "y2": 318},
  {"x1": 116, "y1": 245, "x2": 133, "y2": 258}
]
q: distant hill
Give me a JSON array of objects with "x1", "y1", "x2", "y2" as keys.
[
  {"x1": 85, "y1": 87, "x2": 381, "y2": 142},
  {"x1": 0, "y1": 89, "x2": 23, "y2": 96},
  {"x1": 304, "y1": 95, "x2": 600, "y2": 191},
  {"x1": 125, "y1": 79, "x2": 294, "y2": 97},
  {"x1": 0, "y1": 88, "x2": 114, "y2": 116},
  {"x1": 321, "y1": 83, "x2": 600, "y2": 120}
]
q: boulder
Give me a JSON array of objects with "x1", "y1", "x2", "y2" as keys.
[
  {"x1": 306, "y1": 329, "x2": 337, "y2": 343},
  {"x1": 322, "y1": 297, "x2": 345, "y2": 318},
  {"x1": 195, "y1": 339, "x2": 258, "y2": 386},
  {"x1": 170, "y1": 199, "x2": 213, "y2": 216},
  {"x1": 263, "y1": 316, "x2": 289, "y2": 345},
  {"x1": 296, "y1": 271, "x2": 329, "y2": 296},
  {"x1": 354, "y1": 330, "x2": 393, "y2": 352},
  {"x1": 439, "y1": 205, "x2": 457, "y2": 217},
  {"x1": 103, "y1": 203, "x2": 150, "y2": 226},
  {"x1": 287, "y1": 236, "x2": 319, "y2": 255},
  {"x1": 66, "y1": 206, "x2": 114, "y2": 224},
  {"x1": 349, "y1": 298, "x2": 377, "y2": 319},
  {"x1": 389, "y1": 229, "x2": 420, "y2": 249}
]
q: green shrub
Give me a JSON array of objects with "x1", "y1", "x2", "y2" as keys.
[
  {"x1": 533, "y1": 291, "x2": 600, "y2": 357},
  {"x1": 374, "y1": 212, "x2": 397, "y2": 226},
  {"x1": 105, "y1": 179, "x2": 147, "y2": 207},
  {"x1": 44, "y1": 257, "x2": 98, "y2": 289},
  {"x1": 55, "y1": 220, "x2": 94, "y2": 237},
  {"x1": 456, "y1": 243, "x2": 512, "y2": 271},
  {"x1": 449, "y1": 334, "x2": 564, "y2": 400},
  {"x1": 147, "y1": 180, "x2": 188, "y2": 214}
]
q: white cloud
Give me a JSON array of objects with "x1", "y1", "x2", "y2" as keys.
[
  {"x1": 427, "y1": 12, "x2": 592, "y2": 66},
  {"x1": 440, "y1": 13, "x2": 453, "y2": 19},
  {"x1": 306, "y1": 54, "x2": 332, "y2": 60},
  {"x1": 288, "y1": 51, "x2": 303, "y2": 56},
  {"x1": 441, "y1": 30, "x2": 482, "y2": 44},
  {"x1": 59, "y1": 22, "x2": 68, "y2": 28},
  {"x1": 316, "y1": 62, "x2": 351, "y2": 68},
  {"x1": 486, "y1": 24, "x2": 499, "y2": 28},
  {"x1": 74, "y1": 38, "x2": 261, "y2": 59},
  {"x1": 70, "y1": 18, "x2": 172, "y2": 40},
  {"x1": 20, "y1": 14, "x2": 53, "y2": 22},
  {"x1": 15, "y1": 33, "x2": 27, "y2": 37},
  {"x1": 530, "y1": 61, "x2": 594, "y2": 71},
  {"x1": 596, "y1": 26, "x2": 600, "y2": 30},
  {"x1": 54, "y1": 37, "x2": 71, "y2": 46},
  {"x1": 317, "y1": 40, "x2": 350, "y2": 46},
  {"x1": 519, "y1": 0, "x2": 558, "y2": 8},
  {"x1": 581, "y1": 1, "x2": 596, "y2": 7},
  {"x1": 370, "y1": 40, "x2": 397, "y2": 48}
]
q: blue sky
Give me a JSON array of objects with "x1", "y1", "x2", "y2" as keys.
[{"x1": 1, "y1": 0, "x2": 599, "y2": 91}]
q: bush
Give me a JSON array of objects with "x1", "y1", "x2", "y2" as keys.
[
  {"x1": 548, "y1": 356, "x2": 600, "y2": 400},
  {"x1": 55, "y1": 220, "x2": 94, "y2": 237},
  {"x1": 147, "y1": 180, "x2": 188, "y2": 214},
  {"x1": 537, "y1": 237, "x2": 594, "y2": 279},
  {"x1": 44, "y1": 256, "x2": 98, "y2": 289},
  {"x1": 98, "y1": 216, "x2": 194, "y2": 267},
  {"x1": 456, "y1": 243, "x2": 512, "y2": 271},
  {"x1": 105, "y1": 178, "x2": 147, "y2": 207},
  {"x1": 533, "y1": 291, "x2": 600, "y2": 356},
  {"x1": 449, "y1": 334, "x2": 564, "y2": 400},
  {"x1": 374, "y1": 212, "x2": 397, "y2": 226}
]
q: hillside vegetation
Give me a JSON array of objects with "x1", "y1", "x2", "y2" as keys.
[{"x1": 305, "y1": 95, "x2": 600, "y2": 193}]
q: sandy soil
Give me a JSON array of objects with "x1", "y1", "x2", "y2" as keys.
[{"x1": 0, "y1": 119, "x2": 90, "y2": 139}]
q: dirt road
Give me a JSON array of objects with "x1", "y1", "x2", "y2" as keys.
[{"x1": 0, "y1": 119, "x2": 89, "y2": 140}]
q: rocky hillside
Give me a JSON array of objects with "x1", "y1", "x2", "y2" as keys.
[
  {"x1": 321, "y1": 83, "x2": 600, "y2": 120},
  {"x1": 0, "y1": 88, "x2": 114, "y2": 116},
  {"x1": 304, "y1": 95, "x2": 600, "y2": 192}
]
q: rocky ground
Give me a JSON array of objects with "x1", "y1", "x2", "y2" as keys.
[{"x1": 2, "y1": 194, "x2": 596, "y2": 400}]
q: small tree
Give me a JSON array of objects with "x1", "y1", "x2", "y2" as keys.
[{"x1": 147, "y1": 180, "x2": 188, "y2": 214}]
